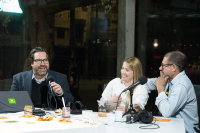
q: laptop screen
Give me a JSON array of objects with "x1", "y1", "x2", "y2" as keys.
[{"x1": 0, "y1": 91, "x2": 34, "y2": 113}]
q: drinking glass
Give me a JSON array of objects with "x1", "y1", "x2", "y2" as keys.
[
  {"x1": 115, "y1": 111, "x2": 123, "y2": 122},
  {"x1": 62, "y1": 107, "x2": 70, "y2": 118},
  {"x1": 107, "y1": 114, "x2": 115, "y2": 126},
  {"x1": 90, "y1": 112, "x2": 98, "y2": 125},
  {"x1": 24, "y1": 105, "x2": 32, "y2": 115},
  {"x1": 82, "y1": 110, "x2": 93, "y2": 124}
]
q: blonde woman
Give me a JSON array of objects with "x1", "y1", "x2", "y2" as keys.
[{"x1": 101, "y1": 57, "x2": 149, "y2": 114}]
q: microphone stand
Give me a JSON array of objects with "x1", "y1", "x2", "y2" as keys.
[
  {"x1": 123, "y1": 89, "x2": 137, "y2": 123},
  {"x1": 44, "y1": 81, "x2": 56, "y2": 111}
]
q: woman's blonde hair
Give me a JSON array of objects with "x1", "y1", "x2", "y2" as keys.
[{"x1": 123, "y1": 57, "x2": 143, "y2": 109}]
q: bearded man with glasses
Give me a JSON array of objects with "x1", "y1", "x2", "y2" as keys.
[
  {"x1": 11, "y1": 47, "x2": 74, "y2": 108},
  {"x1": 146, "y1": 51, "x2": 199, "y2": 133}
]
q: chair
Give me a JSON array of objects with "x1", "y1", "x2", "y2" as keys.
[
  {"x1": 103, "y1": 84, "x2": 108, "y2": 91},
  {"x1": 193, "y1": 85, "x2": 200, "y2": 132},
  {"x1": 2, "y1": 78, "x2": 13, "y2": 91}
]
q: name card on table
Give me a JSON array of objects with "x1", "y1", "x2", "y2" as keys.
[{"x1": 153, "y1": 118, "x2": 171, "y2": 122}]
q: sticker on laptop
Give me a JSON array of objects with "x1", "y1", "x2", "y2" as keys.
[{"x1": 8, "y1": 98, "x2": 16, "y2": 104}]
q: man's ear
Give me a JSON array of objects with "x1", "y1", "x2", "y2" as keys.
[{"x1": 172, "y1": 64, "x2": 177, "y2": 72}]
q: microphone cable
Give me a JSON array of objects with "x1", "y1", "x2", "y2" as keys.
[
  {"x1": 115, "y1": 91, "x2": 124, "y2": 111},
  {"x1": 47, "y1": 89, "x2": 57, "y2": 109},
  {"x1": 115, "y1": 80, "x2": 141, "y2": 110},
  {"x1": 52, "y1": 91, "x2": 57, "y2": 109},
  {"x1": 139, "y1": 117, "x2": 160, "y2": 129},
  {"x1": 114, "y1": 86, "x2": 160, "y2": 129},
  {"x1": 115, "y1": 84, "x2": 134, "y2": 111},
  {"x1": 48, "y1": 80, "x2": 57, "y2": 109}
]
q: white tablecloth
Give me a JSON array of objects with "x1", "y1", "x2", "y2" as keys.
[{"x1": 0, "y1": 111, "x2": 185, "y2": 133}]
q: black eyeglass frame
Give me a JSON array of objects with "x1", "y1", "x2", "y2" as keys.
[
  {"x1": 34, "y1": 59, "x2": 49, "y2": 64},
  {"x1": 161, "y1": 63, "x2": 181, "y2": 69}
]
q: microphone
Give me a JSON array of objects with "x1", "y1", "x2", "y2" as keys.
[
  {"x1": 122, "y1": 76, "x2": 147, "y2": 92},
  {"x1": 44, "y1": 76, "x2": 56, "y2": 111},
  {"x1": 46, "y1": 76, "x2": 54, "y2": 93},
  {"x1": 47, "y1": 76, "x2": 54, "y2": 82}
]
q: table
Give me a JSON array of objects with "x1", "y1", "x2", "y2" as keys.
[{"x1": 0, "y1": 111, "x2": 185, "y2": 133}]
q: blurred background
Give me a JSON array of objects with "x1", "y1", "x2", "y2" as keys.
[{"x1": 0, "y1": 0, "x2": 200, "y2": 115}]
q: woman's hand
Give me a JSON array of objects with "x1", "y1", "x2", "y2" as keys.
[
  {"x1": 116, "y1": 106, "x2": 126, "y2": 114},
  {"x1": 107, "y1": 94, "x2": 122, "y2": 104}
]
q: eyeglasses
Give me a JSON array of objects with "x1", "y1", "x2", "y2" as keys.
[
  {"x1": 161, "y1": 63, "x2": 181, "y2": 69},
  {"x1": 34, "y1": 59, "x2": 49, "y2": 64},
  {"x1": 161, "y1": 63, "x2": 173, "y2": 69}
]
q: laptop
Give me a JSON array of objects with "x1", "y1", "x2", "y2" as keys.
[{"x1": 0, "y1": 91, "x2": 34, "y2": 113}]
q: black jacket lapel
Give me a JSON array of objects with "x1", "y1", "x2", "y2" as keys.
[{"x1": 24, "y1": 70, "x2": 33, "y2": 96}]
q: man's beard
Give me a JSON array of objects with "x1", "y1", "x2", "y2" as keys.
[
  {"x1": 34, "y1": 67, "x2": 49, "y2": 76},
  {"x1": 163, "y1": 71, "x2": 171, "y2": 79}
]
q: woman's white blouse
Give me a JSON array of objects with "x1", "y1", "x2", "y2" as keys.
[{"x1": 101, "y1": 78, "x2": 149, "y2": 110}]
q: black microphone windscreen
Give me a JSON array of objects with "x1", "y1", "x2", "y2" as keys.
[
  {"x1": 46, "y1": 76, "x2": 54, "y2": 83},
  {"x1": 138, "y1": 76, "x2": 147, "y2": 85}
]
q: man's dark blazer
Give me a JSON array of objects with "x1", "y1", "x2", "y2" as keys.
[{"x1": 11, "y1": 70, "x2": 74, "y2": 108}]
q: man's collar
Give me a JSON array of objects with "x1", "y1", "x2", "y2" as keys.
[
  {"x1": 170, "y1": 71, "x2": 185, "y2": 85},
  {"x1": 32, "y1": 72, "x2": 48, "y2": 84}
]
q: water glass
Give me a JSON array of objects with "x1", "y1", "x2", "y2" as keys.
[
  {"x1": 90, "y1": 112, "x2": 98, "y2": 125},
  {"x1": 107, "y1": 114, "x2": 115, "y2": 126},
  {"x1": 115, "y1": 111, "x2": 123, "y2": 122},
  {"x1": 82, "y1": 110, "x2": 93, "y2": 124}
]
